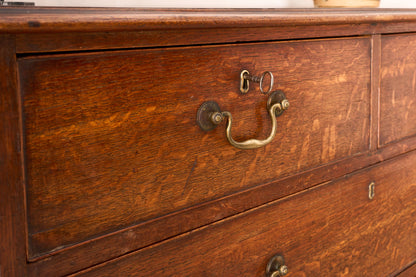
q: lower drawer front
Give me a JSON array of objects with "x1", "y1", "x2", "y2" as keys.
[{"x1": 75, "y1": 151, "x2": 416, "y2": 277}]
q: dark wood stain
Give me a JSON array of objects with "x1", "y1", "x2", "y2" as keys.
[
  {"x1": 3, "y1": 8, "x2": 416, "y2": 33},
  {"x1": 11, "y1": 23, "x2": 414, "y2": 54},
  {"x1": 28, "y1": 21, "x2": 41, "y2": 28},
  {"x1": 0, "y1": 8, "x2": 415, "y2": 277},
  {"x1": 27, "y1": 134, "x2": 416, "y2": 276},
  {"x1": 370, "y1": 34, "x2": 381, "y2": 152},
  {"x1": 395, "y1": 262, "x2": 416, "y2": 277},
  {"x1": 0, "y1": 35, "x2": 27, "y2": 277},
  {"x1": 20, "y1": 37, "x2": 371, "y2": 259},
  {"x1": 380, "y1": 33, "x2": 416, "y2": 147},
  {"x1": 73, "y1": 150, "x2": 416, "y2": 277}
]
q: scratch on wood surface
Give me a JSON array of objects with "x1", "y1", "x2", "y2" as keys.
[
  {"x1": 146, "y1": 106, "x2": 156, "y2": 113},
  {"x1": 321, "y1": 125, "x2": 337, "y2": 162},
  {"x1": 181, "y1": 157, "x2": 197, "y2": 197},
  {"x1": 298, "y1": 134, "x2": 310, "y2": 170},
  {"x1": 312, "y1": 119, "x2": 320, "y2": 131},
  {"x1": 322, "y1": 127, "x2": 329, "y2": 162},
  {"x1": 329, "y1": 125, "x2": 337, "y2": 160},
  {"x1": 412, "y1": 71, "x2": 416, "y2": 92}
]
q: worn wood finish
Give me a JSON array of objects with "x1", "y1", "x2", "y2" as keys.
[
  {"x1": 370, "y1": 34, "x2": 381, "y2": 151},
  {"x1": 6, "y1": 8, "x2": 416, "y2": 54},
  {"x1": 2, "y1": 8, "x2": 416, "y2": 34},
  {"x1": 380, "y1": 34, "x2": 416, "y2": 147},
  {"x1": 395, "y1": 262, "x2": 416, "y2": 277},
  {"x1": 13, "y1": 22, "x2": 416, "y2": 54},
  {"x1": 20, "y1": 37, "x2": 370, "y2": 259},
  {"x1": 74, "y1": 150, "x2": 416, "y2": 277},
  {"x1": 26, "y1": 133, "x2": 416, "y2": 276},
  {"x1": 15, "y1": 25, "x2": 373, "y2": 54},
  {"x1": 1, "y1": 8, "x2": 416, "y2": 276},
  {"x1": 0, "y1": 35, "x2": 26, "y2": 277}
]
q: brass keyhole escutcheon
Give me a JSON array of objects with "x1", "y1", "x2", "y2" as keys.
[
  {"x1": 240, "y1": 69, "x2": 274, "y2": 94},
  {"x1": 369, "y1": 181, "x2": 375, "y2": 200}
]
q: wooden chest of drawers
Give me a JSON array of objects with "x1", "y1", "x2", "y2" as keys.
[{"x1": 1, "y1": 7, "x2": 416, "y2": 277}]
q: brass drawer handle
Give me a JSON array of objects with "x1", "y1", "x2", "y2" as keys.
[
  {"x1": 266, "y1": 254, "x2": 288, "y2": 277},
  {"x1": 197, "y1": 90, "x2": 289, "y2": 150}
]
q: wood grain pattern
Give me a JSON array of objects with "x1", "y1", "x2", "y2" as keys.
[
  {"x1": 19, "y1": 37, "x2": 371, "y2": 259},
  {"x1": 380, "y1": 34, "x2": 416, "y2": 146},
  {"x1": 15, "y1": 25, "x2": 372, "y2": 54},
  {"x1": 3, "y1": 8, "x2": 416, "y2": 33},
  {"x1": 395, "y1": 262, "x2": 416, "y2": 277},
  {"x1": 13, "y1": 22, "x2": 416, "y2": 54},
  {"x1": 27, "y1": 134, "x2": 416, "y2": 276},
  {"x1": 0, "y1": 35, "x2": 26, "y2": 277},
  {"x1": 370, "y1": 34, "x2": 381, "y2": 151},
  {"x1": 73, "y1": 149, "x2": 416, "y2": 277},
  {"x1": 5, "y1": 8, "x2": 416, "y2": 54},
  {"x1": 1, "y1": 8, "x2": 415, "y2": 277}
]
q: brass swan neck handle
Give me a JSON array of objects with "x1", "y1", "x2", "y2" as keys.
[
  {"x1": 221, "y1": 103, "x2": 280, "y2": 149},
  {"x1": 197, "y1": 90, "x2": 289, "y2": 150}
]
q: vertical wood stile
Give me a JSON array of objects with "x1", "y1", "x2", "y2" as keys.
[
  {"x1": 0, "y1": 35, "x2": 27, "y2": 276},
  {"x1": 370, "y1": 34, "x2": 381, "y2": 151}
]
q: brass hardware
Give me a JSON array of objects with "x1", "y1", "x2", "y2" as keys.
[
  {"x1": 266, "y1": 254, "x2": 288, "y2": 277},
  {"x1": 240, "y1": 70, "x2": 274, "y2": 94},
  {"x1": 211, "y1": 112, "x2": 224, "y2": 125},
  {"x1": 369, "y1": 181, "x2": 375, "y2": 200},
  {"x1": 196, "y1": 101, "x2": 222, "y2": 132},
  {"x1": 196, "y1": 90, "x2": 289, "y2": 149},
  {"x1": 267, "y1": 89, "x2": 290, "y2": 117}
]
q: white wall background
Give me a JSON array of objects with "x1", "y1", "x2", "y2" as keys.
[{"x1": 32, "y1": 0, "x2": 416, "y2": 8}]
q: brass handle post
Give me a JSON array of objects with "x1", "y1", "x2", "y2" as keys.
[{"x1": 266, "y1": 254, "x2": 288, "y2": 277}]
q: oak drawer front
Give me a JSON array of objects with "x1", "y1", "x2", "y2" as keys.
[
  {"x1": 76, "y1": 151, "x2": 416, "y2": 277},
  {"x1": 380, "y1": 34, "x2": 416, "y2": 146},
  {"x1": 19, "y1": 37, "x2": 370, "y2": 259}
]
